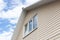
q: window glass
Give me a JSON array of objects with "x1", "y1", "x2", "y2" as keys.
[
  {"x1": 24, "y1": 15, "x2": 38, "y2": 36},
  {"x1": 29, "y1": 20, "x2": 33, "y2": 32},
  {"x1": 33, "y1": 15, "x2": 37, "y2": 29}
]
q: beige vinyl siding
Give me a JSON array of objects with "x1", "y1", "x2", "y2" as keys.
[{"x1": 15, "y1": 1, "x2": 60, "y2": 40}]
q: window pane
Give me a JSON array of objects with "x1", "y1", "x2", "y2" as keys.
[
  {"x1": 25, "y1": 24, "x2": 28, "y2": 34},
  {"x1": 29, "y1": 20, "x2": 33, "y2": 32},
  {"x1": 33, "y1": 15, "x2": 37, "y2": 29}
]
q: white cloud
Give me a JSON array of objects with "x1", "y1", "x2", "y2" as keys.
[
  {"x1": 24, "y1": 0, "x2": 40, "y2": 7},
  {"x1": 0, "y1": 0, "x2": 6, "y2": 11},
  {"x1": 0, "y1": 5, "x2": 23, "y2": 25},
  {"x1": 0, "y1": 0, "x2": 40, "y2": 19},
  {"x1": 9, "y1": 19, "x2": 18, "y2": 24},
  {"x1": 0, "y1": 29, "x2": 13, "y2": 40},
  {"x1": 0, "y1": 5, "x2": 22, "y2": 19},
  {"x1": 11, "y1": 0, "x2": 22, "y2": 5}
]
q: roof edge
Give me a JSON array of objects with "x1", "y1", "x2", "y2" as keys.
[{"x1": 23, "y1": 0, "x2": 56, "y2": 11}]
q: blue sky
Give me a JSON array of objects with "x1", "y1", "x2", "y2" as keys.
[{"x1": 0, "y1": 0, "x2": 39, "y2": 40}]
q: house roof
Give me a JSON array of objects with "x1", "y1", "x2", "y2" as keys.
[{"x1": 22, "y1": 0, "x2": 56, "y2": 11}]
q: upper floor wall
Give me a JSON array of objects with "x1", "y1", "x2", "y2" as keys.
[{"x1": 13, "y1": 0, "x2": 60, "y2": 40}]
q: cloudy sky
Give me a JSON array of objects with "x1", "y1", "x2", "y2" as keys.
[{"x1": 0, "y1": 0, "x2": 39, "y2": 40}]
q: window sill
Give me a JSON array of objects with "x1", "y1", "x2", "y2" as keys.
[{"x1": 23, "y1": 27, "x2": 38, "y2": 39}]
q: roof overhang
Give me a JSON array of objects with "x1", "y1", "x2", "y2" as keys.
[{"x1": 23, "y1": 0, "x2": 56, "y2": 11}]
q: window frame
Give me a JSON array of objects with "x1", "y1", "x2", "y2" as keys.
[{"x1": 23, "y1": 14, "x2": 38, "y2": 38}]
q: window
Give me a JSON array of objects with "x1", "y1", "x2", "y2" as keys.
[
  {"x1": 24, "y1": 15, "x2": 38, "y2": 36},
  {"x1": 29, "y1": 20, "x2": 33, "y2": 32},
  {"x1": 33, "y1": 15, "x2": 37, "y2": 29}
]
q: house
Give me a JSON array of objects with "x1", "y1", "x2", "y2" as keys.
[{"x1": 11, "y1": 0, "x2": 60, "y2": 40}]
